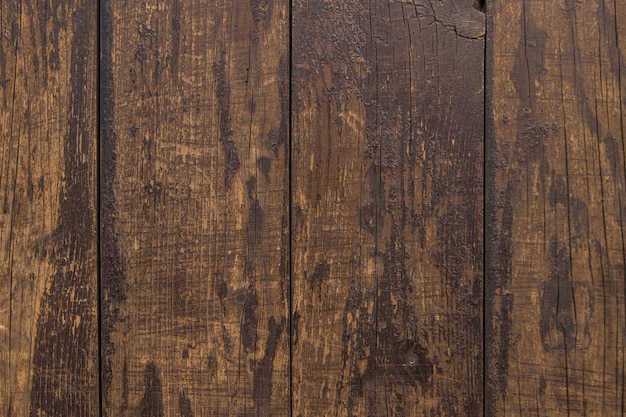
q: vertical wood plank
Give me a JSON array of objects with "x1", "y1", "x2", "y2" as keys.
[
  {"x1": 291, "y1": 1, "x2": 485, "y2": 415},
  {"x1": 487, "y1": 0, "x2": 626, "y2": 415},
  {"x1": 0, "y1": 1, "x2": 99, "y2": 416},
  {"x1": 101, "y1": 0, "x2": 290, "y2": 415}
]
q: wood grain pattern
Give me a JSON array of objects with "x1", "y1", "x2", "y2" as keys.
[
  {"x1": 486, "y1": 0, "x2": 626, "y2": 415},
  {"x1": 101, "y1": 0, "x2": 290, "y2": 415},
  {"x1": 0, "y1": 1, "x2": 99, "y2": 415},
  {"x1": 2, "y1": 0, "x2": 625, "y2": 414},
  {"x1": 291, "y1": 0, "x2": 485, "y2": 415}
]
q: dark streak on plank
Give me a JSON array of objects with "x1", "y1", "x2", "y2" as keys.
[
  {"x1": 100, "y1": 0, "x2": 126, "y2": 413},
  {"x1": 178, "y1": 391, "x2": 194, "y2": 417},
  {"x1": 141, "y1": 362, "x2": 164, "y2": 417},
  {"x1": 253, "y1": 317, "x2": 284, "y2": 415},
  {"x1": 30, "y1": 3, "x2": 98, "y2": 414},
  {"x1": 214, "y1": 55, "x2": 241, "y2": 188}
]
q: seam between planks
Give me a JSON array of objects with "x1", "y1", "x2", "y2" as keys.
[
  {"x1": 288, "y1": 1, "x2": 294, "y2": 416},
  {"x1": 97, "y1": 0, "x2": 103, "y2": 416},
  {"x1": 484, "y1": 1, "x2": 492, "y2": 415}
]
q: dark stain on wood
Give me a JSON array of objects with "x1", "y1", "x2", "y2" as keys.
[
  {"x1": 216, "y1": 274, "x2": 228, "y2": 301},
  {"x1": 214, "y1": 54, "x2": 240, "y2": 187},
  {"x1": 207, "y1": 355, "x2": 218, "y2": 378},
  {"x1": 249, "y1": 0, "x2": 272, "y2": 27},
  {"x1": 29, "y1": 2, "x2": 98, "y2": 415},
  {"x1": 241, "y1": 285, "x2": 259, "y2": 352},
  {"x1": 121, "y1": 358, "x2": 129, "y2": 412},
  {"x1": 511, "y1": 14, "x2": 547, "y2": 105},
  {"x1": 100, "y1": 0, "x2": 126, "y2": 411},
  {"x1": 272, "y1": 55, "x2": 290, "y2": 154},
  {"x1": 540, "y1": 237, "x2": 576, "y2": 351},
  {"x1": 178, "y1": 391, "x2": 194, "y2": 417},
  {"x1": 253, "y1": 317, "x2": 283, "y2": 413},
  {"x1": 170, "y1": 0, "x2": 181, "y2": 77},
  {"x1": 141, "y1": 362, "x2": 164, "y2": 417},
  {"x1": 307, "y1": 261, "x2": 330, "y2": 290},
  {"x1": 246, "y1": 177, "x2": 265, "y2": 246},
  {"x1": 359, "y1": 164, "x2": 384, "y2": 237},
  {"x1": 257, "y1": 156, "x2": 272, "y2": 182}
]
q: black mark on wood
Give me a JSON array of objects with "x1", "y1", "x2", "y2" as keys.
[
  {"x1": 253, "y1": 317, "x2": 284, "y2": 413},
  {"x1": 257, "y1": 156, "x2": 271, "y2": 182},
  {"x1": 207, "y1": 355, "x2": 218, "y2": 378},
  {"x1": 30, "y1": 3, "x2": 97, "y2": 414},
  {"x1": 170, "y1": 0, "x2": 181, "y2": 76},
  {"x1": 241, "y1": 286, "x2": 259, "y2": 352},
  {"x1": 101, "y1": 0, "x2": 127, "y2": 412},
  {"x1": 359, "y1": 164, "x2": 384, "y2": 237},
  {"x1": 246, "y1": 177, "x2": 265, "y2": 246},
  {"x1": 307, "y1": 261, "x2": 330, "y2": 289},
  {"x1": 216, "y1": 274, "x2": 228, "y2": 301},
  {"x1": 141, "y1": 362, "x2": 164, "y2": 417},
  {"x1": 540, "y1": 237, "x2": 576, "y2": 351},
  {"x1": 121, "y1": 357, "x2": 129, "y2": 412},
  {"x1": 249, "y1": 0, "x2": 272, "y2": 26},
  {"x1": 178, "y1": 391, "x2": 194, "y2": 417},
  {"x1": 214, "y1": 54, "x2": 240, "y2": 187}
]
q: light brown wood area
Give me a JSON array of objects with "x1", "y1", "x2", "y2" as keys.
[{"x1": 1, "y1": 0, "x2": 626, "y2": 416}]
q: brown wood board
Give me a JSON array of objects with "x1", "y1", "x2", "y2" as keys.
[
  {"x1": 0, "y1": 1, "x2": 100, "y2": 415},
  {"x1": 291, "y1": 0, "x2": 485, "y2": 415},
  {"x1": 486, "y1": 0, "x2": 626, "y2": 415},
  {"x1": 100, "y1": 0, "x2": 290, "y2": 416}
]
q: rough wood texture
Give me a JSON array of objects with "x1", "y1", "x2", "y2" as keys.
[
  {"x1": 291, "y1": 0, "x2": 485, "y2": 415},
  {"x1": 0, "y1": 1, "x2": 99, "y2": 416},
  {"x1": 101, "y1": 0, "x2": 290, "y2": 415},
  {"x1": 486, "y1": 0, "x2": 626, "y2": 415}
]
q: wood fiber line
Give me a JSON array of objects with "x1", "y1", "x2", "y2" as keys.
[
  {"x1": 0, "y1": 1, "x2": 99, "y2": 416},
  {"x1": 291, "y1": 0, "x2": 485, "y2": 415},
  {"x1": 101, "y1": 0, "x2": 290, "y2": 415},
  {"x1": 487, "y1": 0, "x2": 626, "y2": 415}
]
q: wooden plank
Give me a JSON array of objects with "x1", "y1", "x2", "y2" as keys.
[
  {"x1": 101, "y1": 1, "x2": 290, "y2": 415},
  {"x1": 486, "y1": 0, "x2": 626, "y2": 415},
  {"x1": 291, "y1": 0, "x2": 485, "y2": 415},
  {"x1": 0, "y1": 1, "x2": 99, "y2": 416}
]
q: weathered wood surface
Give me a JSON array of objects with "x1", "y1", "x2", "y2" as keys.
[
  {"x1": 101, "y1": 0, "x2": 290, "y2": 415},
  {"x1": 486, "y1": 0, "x2": 626, "y2": 415},
  {"x1": 291, "y1": 0, "x2": 485, "y2": 415},
  {"x1": 0, "y1": 1, "x2": 99, "y2": 416},
  {"x1": 3, "y1": 0, "x2": 626, "y2": 415}
]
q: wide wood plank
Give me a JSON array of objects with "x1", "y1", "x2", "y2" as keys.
[
  {"x1": 101, "y1": 1, "x2": 290, "y2": 415},
  {"x1": 486, "y1": 0, "x2": 626, "y2": 415},
  {"x1": 291, "y1": 0, "x2": 485, "y2": 415},
  {"x1": 0, "y1": 1, "x2": 99, "y2": 415}
]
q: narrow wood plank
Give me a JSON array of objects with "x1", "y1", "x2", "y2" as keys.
[
  {"x1": 101, "y1": 1, "x2": 290, "y2": 415},
  {"x1": 0, "y1": 1, "x2": 99, "y2": 415},
  {"x1": 291, "y1": 1, "x2": 485, "y2": 415},
  {"x1": 486, "y1": 0, "x2": 626, "y2": 415}
]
